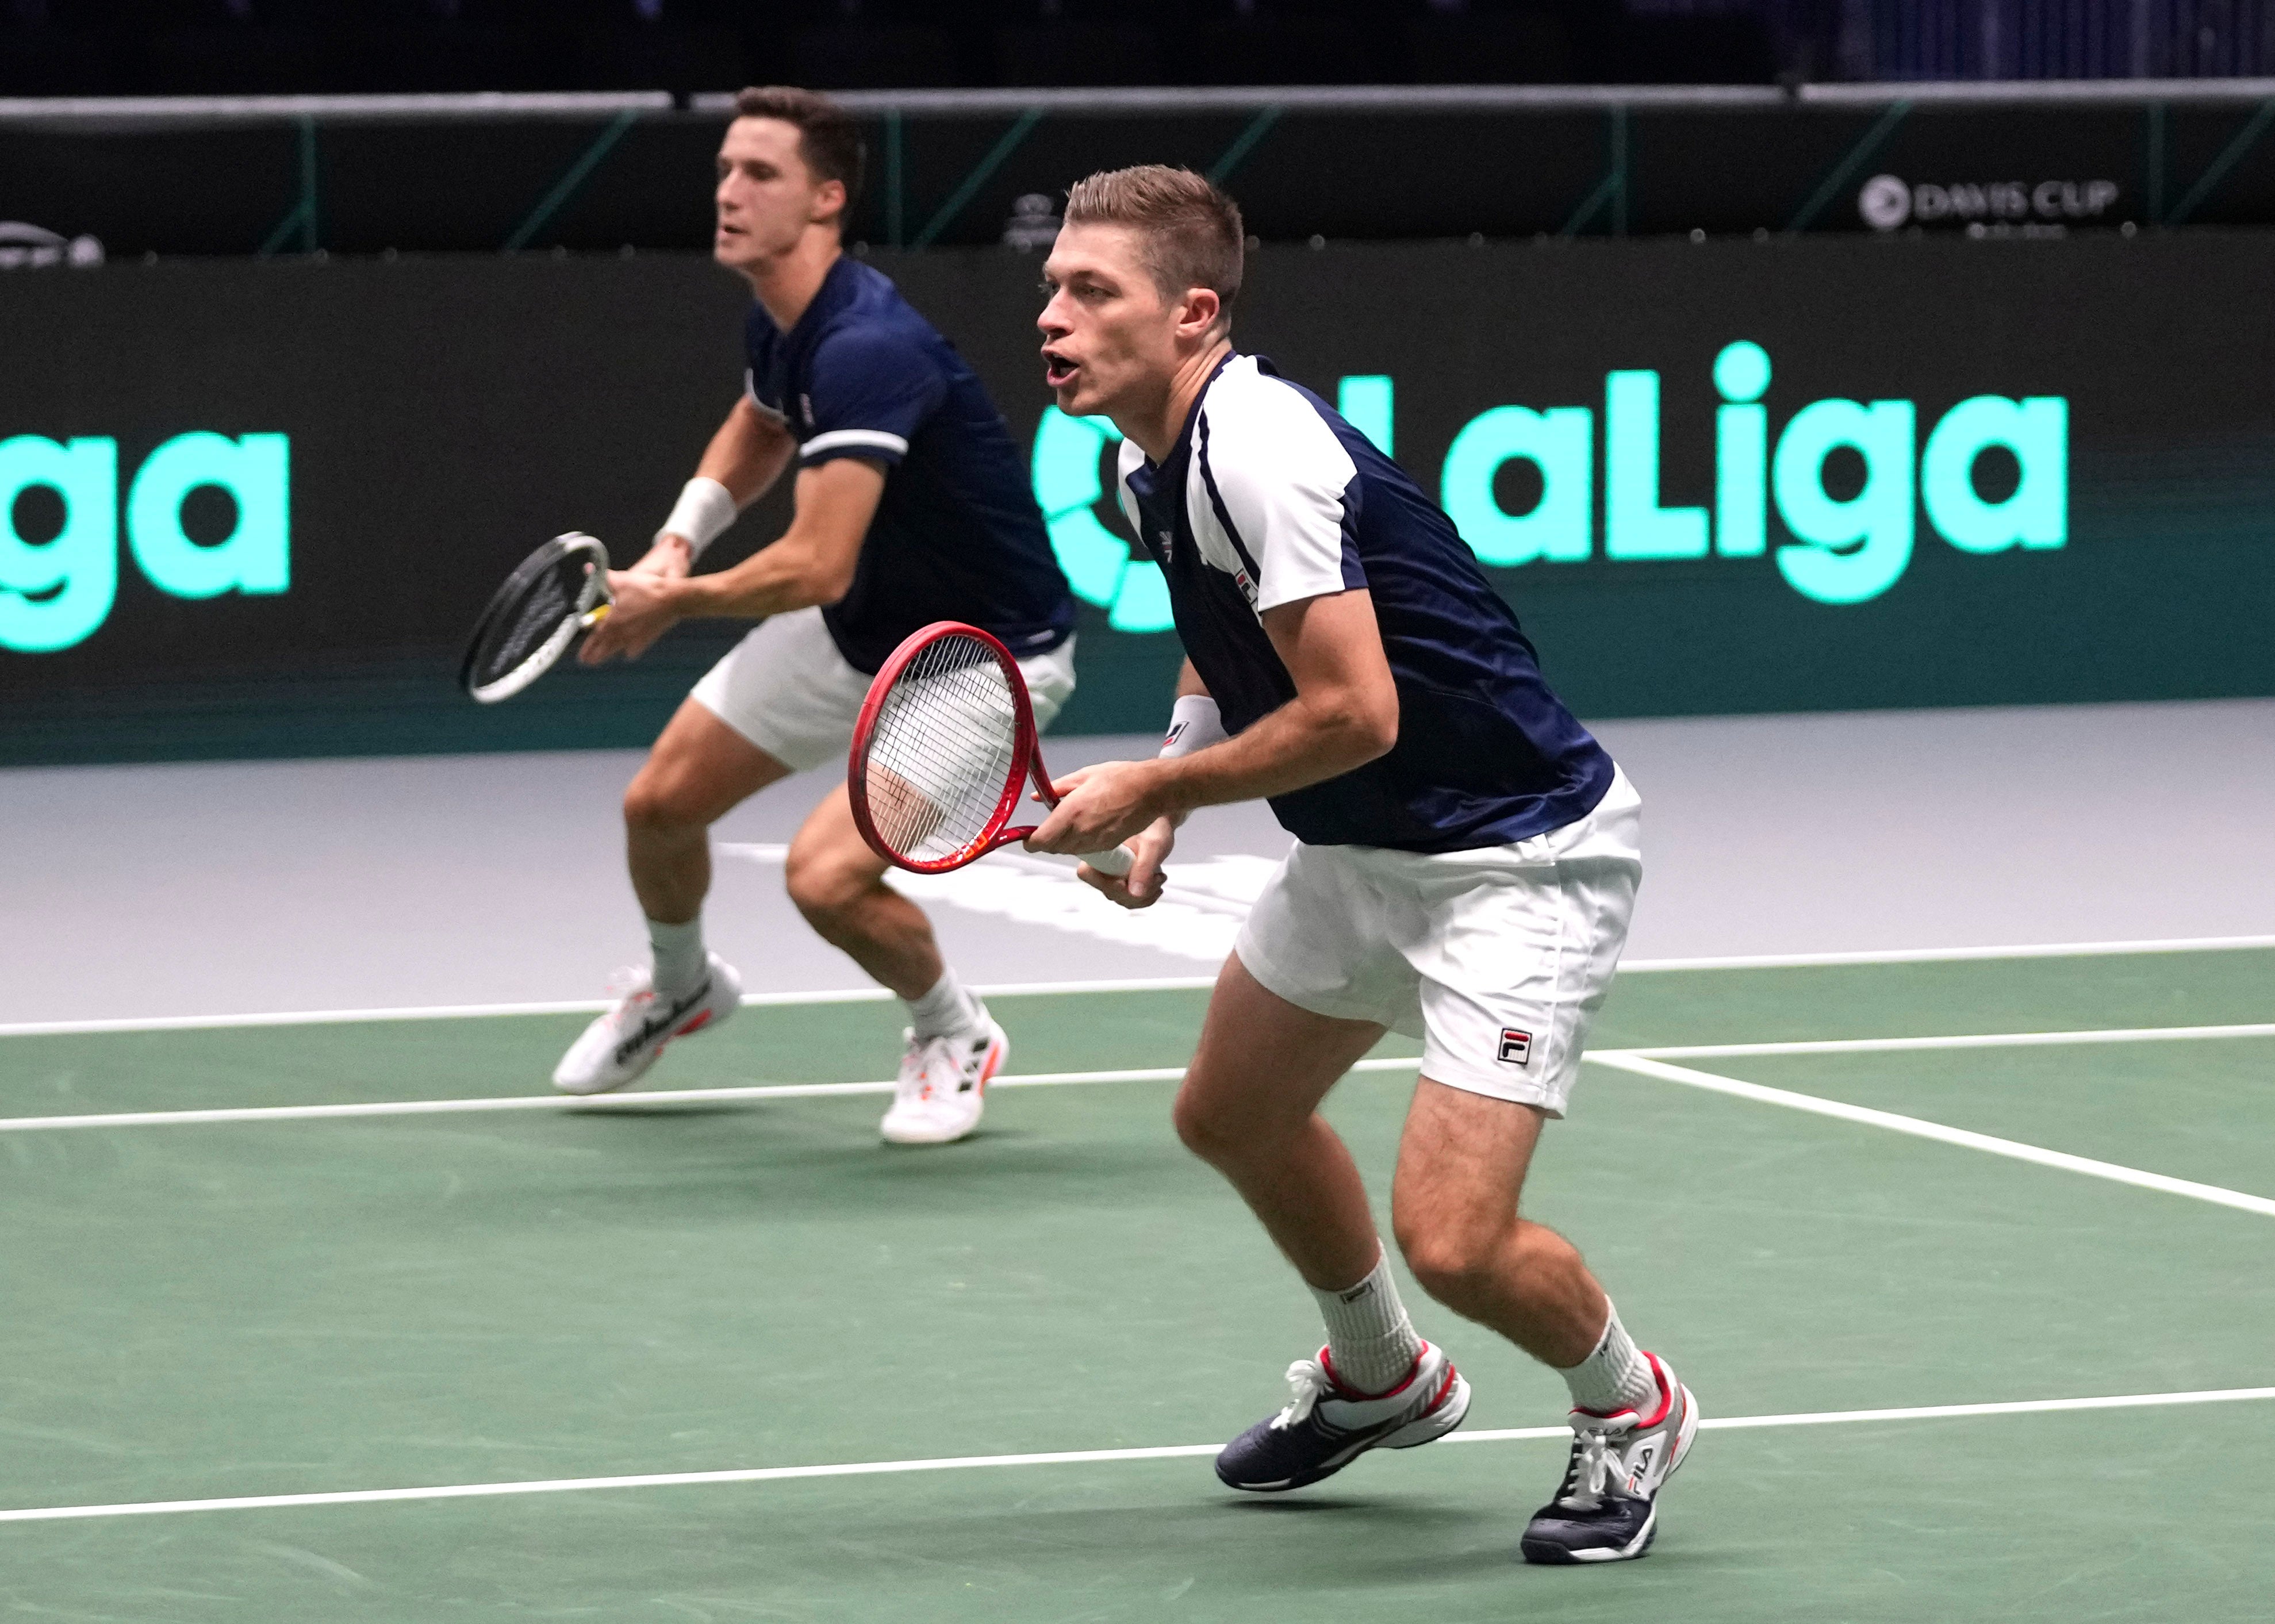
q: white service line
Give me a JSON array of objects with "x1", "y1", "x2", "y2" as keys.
[
  {"x1": 8, "y1": 1018, "x2": 2272, "y2": 1132},
  {"x1": 1588, "y1": 1052, "x2": 2275, "y2": 1219},
  {"x1": 1614, "y1": 932, "x2": 2275, "y2": 973},
  {"x1": 1623, "y1": 1021, "x2": 2275, "y2": 1059},
  {"x1": 0, "y1": 976, "x2": 1218, "y2": 1040},
  {"x1": 2, "y1": 1384, "x2": 2267, "y2": 1526},
  {"x1": 0, "y1": 1058, "x2": 1425, "y2": 1134},
  {"x1": 8, "y1": 932, "x2": 2269, "y2": 1038}
]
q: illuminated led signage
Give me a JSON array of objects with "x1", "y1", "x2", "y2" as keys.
[
  {"x1": 0, "y1": 433, "x2": 290, "y2": 652},
  {"x1": 1033, "y1": 345, "x2": 2067, "y2": 629}
]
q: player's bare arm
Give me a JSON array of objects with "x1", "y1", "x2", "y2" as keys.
[
  {"x1": 577, "y1": 401, "x2": 798, "y2": 666},
  {"x1": 582, "y1": 455, "x2": 882, "y2": 664},
  {"x1": 644, "y1": 398, "x2": 796, "y2": 576},
  {"x1": 1028, "y1": 589, "x2": 1398, "y2": 886}
]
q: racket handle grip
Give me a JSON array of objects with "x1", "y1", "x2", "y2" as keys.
[{"x1": 1079, "y1": 844, "x2": 1134, "y2": 878}]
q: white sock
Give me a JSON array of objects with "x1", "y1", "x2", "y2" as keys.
[
  {"x1": 1310, "y1": 1246, "x2": 1426, "y2": 1395},
  {"x1": 904, "y1": 968, "x2": 983, "y2": 1040},
  {"x1": 1557, "y1": 1301, "x2": 1656, "y2": 1415},
  {"x1": 646, "y1": 915, "x2": 707, "y2": 999}
]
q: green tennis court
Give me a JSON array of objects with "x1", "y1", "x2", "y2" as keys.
[{"x1": 3, "y1": 947, "x2": 2271, "y2": 1621}]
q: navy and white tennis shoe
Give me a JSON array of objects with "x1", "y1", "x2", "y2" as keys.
[
  {"x1": 1521, "y1": 1352, "x2": 1698, "y2": 1564},
  {"x1": 551, "y1": 953, "x2": 742, "y2": 1095},
  {"x1": 1215, "y1": 1342, "x2": 1470, "y2": 1492}
]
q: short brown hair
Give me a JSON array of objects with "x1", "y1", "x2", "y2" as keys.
[
  {"x1": 1064, "y1": 165, "x2": 1244, "y2": 331},
  {"x1": 732, "y1": 86, "x2": 865, "y2": 217}
]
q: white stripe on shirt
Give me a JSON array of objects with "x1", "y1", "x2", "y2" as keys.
[
  {"x1": 801, "y1": 428, "x2": 910, "y2": 458},
  {"x1": 742, "y1": 371, "x2": 789, "y2": 423}
]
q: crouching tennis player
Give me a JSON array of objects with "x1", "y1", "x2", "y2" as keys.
[
  {"x1": 557, "y1": 86, "x2": 1077, "y2": 1146},
  {"x1": 1026, "y1": 166, "x2": 1696, "y2": 1563}
]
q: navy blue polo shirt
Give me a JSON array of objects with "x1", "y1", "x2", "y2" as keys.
[
  {"x1": 743, "y1": 256, "x2": 1074, "y2": 672},
  {"x1": 1118, "y1": 354, "x2": 1614, "y2": 852}
]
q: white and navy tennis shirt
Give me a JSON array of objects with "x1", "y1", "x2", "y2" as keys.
[
  {"x1": 1118, "y1": 354, "x2": 1614, "y2": 853},
  {"x1": 743, "y1": 256, "x2": 1075, "y2": 673}
]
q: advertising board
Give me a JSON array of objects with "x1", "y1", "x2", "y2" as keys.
[{"x1": 5, "y1": 233, "x2": 2271, "y2": 763}]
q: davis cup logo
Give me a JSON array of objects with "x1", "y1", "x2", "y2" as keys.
[{"x1": 1859, "y1": 174, "x2": 1912, "y2": 230}]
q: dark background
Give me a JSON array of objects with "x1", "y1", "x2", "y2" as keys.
[
  {"x1": 13, "y1": 95, "x2": 2275, "y2": 257},
  {"x1": 5, "y1": 1, "x2": 2269, "y2": 97},
  {"x1": 4, "y1": 230, "x2": 2273, "y2": 765}
]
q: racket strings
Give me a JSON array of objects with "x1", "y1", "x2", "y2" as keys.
[
  {"x1": 470, "y1": 562, "x2": 588, "y2": 689},
  {"x1": 862, "y1": 635, "x2": 1022, "y2": 864}
]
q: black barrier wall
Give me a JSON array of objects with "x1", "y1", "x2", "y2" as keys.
[
  {"x1": 9, "y1": 89, "x2": 2275, "y2": 258},
  {"x1": 3, "y1": 233, "x2": 2273, "y2": 764}
]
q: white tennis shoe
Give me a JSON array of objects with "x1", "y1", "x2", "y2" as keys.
[
  {"x1": 880, "y1": 1015, "x2": 1006, "y2": 1144},
  {"x1": 551, "y1": 954, "x2": 742, "y2": 1096}
]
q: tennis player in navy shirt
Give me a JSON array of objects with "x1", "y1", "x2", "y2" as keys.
[
  {"x1": 1028, "y1": 166, "x2": 1698, "y2": 1564},
  {"x1": 555, "y1": 86, "x2": 1076, "y2": 1147}
]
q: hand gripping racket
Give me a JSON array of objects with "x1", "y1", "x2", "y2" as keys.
[
  {"x1": 849, "y1": 621, "x2": 1134, "y2": 877},
  {"x1": 458, "y1": 533, "x2": 614, "y2": 704}
]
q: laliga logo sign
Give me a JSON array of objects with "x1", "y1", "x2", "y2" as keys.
[
  {"x1": 0, "y1": 433, "x2": 289, "y2": 652},
  {"x1": 1440, "y1": 341, "x2": 2065, "y2": 604},
  {"x1": 1030, "y1": 349, "x2": 2062, "y2": 624}
]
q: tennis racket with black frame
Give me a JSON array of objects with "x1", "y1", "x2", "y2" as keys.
[
  {"x1": 848, "y1": 621, "x2": 1135, "y2": 877},
  {"x1": 458, "y1": 532, "x2": 613, "y2": 704}
]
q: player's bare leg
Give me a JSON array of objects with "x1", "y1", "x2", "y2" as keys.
[
  {"x1": 1181, "y1": 954, "x2": 1473, "y2": 1490},
  {"x1": 623, "y1": 699, "x2": 791, "y2": 927},
  {"x1": 1394, "y1": 1070, "x2": 1695, "y2": 1565},
  {"x1": 788, "y1": 785, "x2": 1006, "y2": 1145},
  {"x1": 1390, "y1": 1081, "x2": 1605, "y2": 1366},
  {"x1": 551, "y1": 701, "x2": 780, "y2": 1095},
  {"x1": 1172, "y1": 954, "x2": 1387, "y2": 1291},
  {"x1": 784, "y1": 786, "x2": 943, "y2": 999}
]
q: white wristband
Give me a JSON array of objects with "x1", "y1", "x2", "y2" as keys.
[
  {"x1": 656, "y1": 476, "x2": 739, "y2": 561},
  {"x1": 1158, "y1": 694, "x2": 1227, "y2": 758}
]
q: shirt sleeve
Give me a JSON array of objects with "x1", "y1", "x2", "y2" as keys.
[
  {"x1": 1196, "y1": 391, "x2": 1366, "y2": 615},
  {"x1": 800, "y1": 326, "x2": 947, "y2": 468},
  {"x1": 743, "y1": 368, "x2": 787, "y2": 424}
]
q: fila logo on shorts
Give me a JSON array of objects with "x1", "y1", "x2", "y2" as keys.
[{"x1": 1497, "y1": 1028, "x2": 1533, "y2": 1067}]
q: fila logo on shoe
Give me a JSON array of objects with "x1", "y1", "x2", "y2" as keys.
[
  {"x1": 1626, "y1": 1439, "x2": 1658, "y2": 1491},
  {"x1": 1497, "y1": 1028, "x2": 1533, "y2": 1066}
]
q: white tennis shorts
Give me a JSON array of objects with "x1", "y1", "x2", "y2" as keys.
[
  {"x1": 689, "y1": 606, "x2": 1078, "y2": 772},
  {"x1": 1233, "y1": 766, "x2": 1643, "y2": 1117}
]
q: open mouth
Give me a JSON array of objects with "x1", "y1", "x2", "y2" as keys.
[{"x1": 1042, "y1": 350, "x2": 1080, "y2": 388}]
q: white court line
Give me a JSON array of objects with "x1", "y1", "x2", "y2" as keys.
[
  {"x1": 2, "y1": 1385, "x2": 2267, "y2": 1526},
  {"x1": 0, "y1": 1058, "x2": 1424, "y2": 1134},
  {"x1": 5, "y1": 1019, "x2": 2270, "y2": 1132},
  {"x1": 1625, "y1": 1022, "x2": 2275, "y2": 1059},
  {"x1": 7, "y1": 932, "x2": 2270, "y2": 1038},
  {"x1": 1615, "y1": 932, "x2": 2275, "y2": 973},
  {"x1": 0, "y1": 976, "x2": 1217, "y2": 1039},
  {"x1": 1588, "y1": 1052, "x2": 2275, "y2": 1219},
  {"x1": 5, "y1": 1019, "x2": 2265, "y2": 1134}
]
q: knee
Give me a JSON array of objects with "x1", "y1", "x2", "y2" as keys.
[
  {"x1": 623, "y1": 769, "x2": 707, "y2": 836},
  {"x1": 1394, "y1": 1217, "x2": 1510, "y2": 1309},
  {"x1": 784, "y1": 843, "x2": 870, "y2": 927},
  {"x1": 1171, "y1": 1087, "x2": 1244, "y2": 1168}
]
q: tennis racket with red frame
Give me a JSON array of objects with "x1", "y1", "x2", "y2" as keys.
[{"x1": 849, "y1": 621, "x2": 1134, "y2": 877}]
